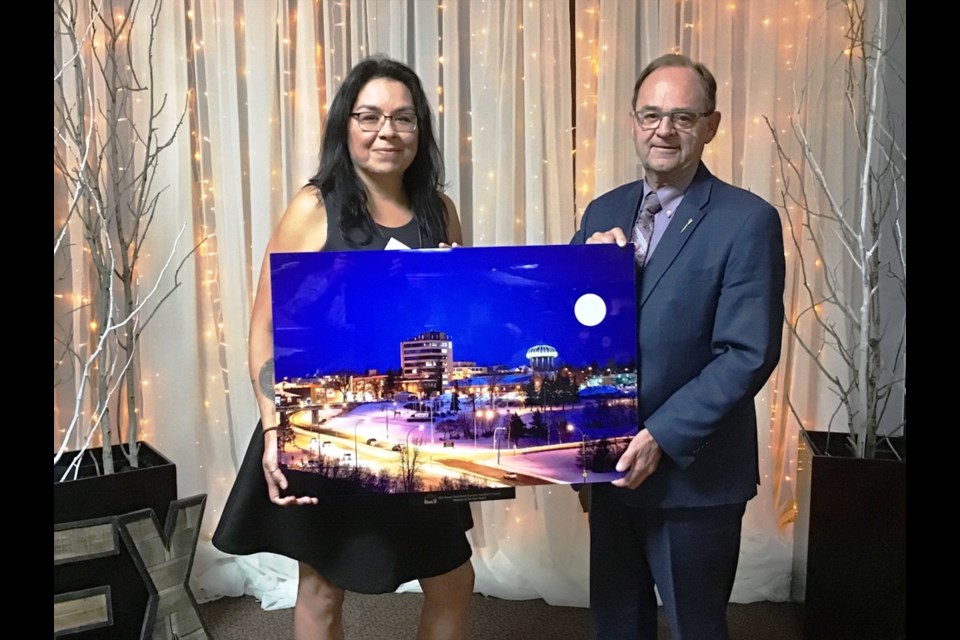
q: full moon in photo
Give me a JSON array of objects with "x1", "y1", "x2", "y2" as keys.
[{"x1": 574, "y1": 293, "x2": 607, "y2": 327}]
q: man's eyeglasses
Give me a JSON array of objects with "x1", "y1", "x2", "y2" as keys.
[
  {"x1": 632, "y1": 109, "x2": 713, "y2": 131},
  {"x1": 351, "y1": 111, "x2": 418, "y2": 133}
]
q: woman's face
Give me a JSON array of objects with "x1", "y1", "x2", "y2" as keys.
[{"x1": 347, "y1": 77, "x2": 419, "y2": 182}]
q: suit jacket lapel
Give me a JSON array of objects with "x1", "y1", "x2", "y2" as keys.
[
  {"x1": 618, "y1": 181, "x2": 645, "y2": 238},
  {"x1": 638, "y1": 163, "x2": 715, "y2": 307}
]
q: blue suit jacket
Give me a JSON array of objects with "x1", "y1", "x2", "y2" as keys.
[{"x1": 572, "y1": 163, "x2": 785, "y2": 508}]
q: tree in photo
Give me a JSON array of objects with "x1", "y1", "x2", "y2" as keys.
[
  {"x1": 450, "y1": 386, "x2": 460, "y2": 412},
  {"x1": 384, "y1": 369, "x2": 398, "y2": 396},
  {"x1": 523, "y1": 380, "x2": 540, "y2": 408},
  {"x1": 437, "y1": 419, "x2": 459, "y2": 442},
  {"x1": 579, "y1": 437, "x2": 628, "y2": 473},
  {"x1": 276, "y1": 417, "x2": 296, "y2": 453},
  {"x1": 508, "y1": 413, "x2": 525, "y2": 448},
  {"x1": 398, "y1": 436, "x2": 425, "y2": 493},
  {"x1": 526, "y1": 410, "x2": 547, "y2": 442}
]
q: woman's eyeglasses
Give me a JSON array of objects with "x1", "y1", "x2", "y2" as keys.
[{"x1": 351, "y1": 111, "x2": 418, "y2": 133}]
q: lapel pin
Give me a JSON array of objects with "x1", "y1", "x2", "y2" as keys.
[{"x1": 680, "y1": 218, "x2": 694, "y2": 234}]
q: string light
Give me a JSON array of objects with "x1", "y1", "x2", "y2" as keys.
[{"x1": 54, "y1": 0, "x2": 874, "y2": 554}]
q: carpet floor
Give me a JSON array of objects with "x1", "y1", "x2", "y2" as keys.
[{"x1": 199, "y1": 593, "x2": 805, "y2": 639}]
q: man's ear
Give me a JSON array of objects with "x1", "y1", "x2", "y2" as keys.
[{"x1": 704, "y1": 111, "x2": 722, "y2": 143}]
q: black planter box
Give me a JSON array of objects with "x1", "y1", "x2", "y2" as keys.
[
  {"x1": 792, "y1": 429, "x2": 906, "y2": 640},
  {"x1": 54, "y1": 442, "x2": 178, "y2": 639},
  {"x1": 54, "y1": 442, "x2": 177, "y2": 528}
]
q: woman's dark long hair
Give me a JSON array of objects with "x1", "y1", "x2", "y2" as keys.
[{"x1": 308, "y1": 56, "x2": 447, "y2": 248}]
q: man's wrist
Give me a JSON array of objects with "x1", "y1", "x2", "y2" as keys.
[{"x1": 639, "y1": 426, "x2": 663, "y2": 456}]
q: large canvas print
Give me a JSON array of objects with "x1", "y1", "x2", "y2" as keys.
[{"x1": 270, "y1": 244, "x2": 638, "y2": 504}]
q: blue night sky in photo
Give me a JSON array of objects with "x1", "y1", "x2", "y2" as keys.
[{"x1": 270, "y1": 244, "x2": 637, "y2": 380}]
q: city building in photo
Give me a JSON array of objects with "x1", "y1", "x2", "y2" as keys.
[{"x1": 401, "y1": 331, "x2": 453, "y2": 397}]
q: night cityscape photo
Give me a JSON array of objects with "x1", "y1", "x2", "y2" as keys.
[{"x1": 270, "y1": 244, "x2": 639, "y2": 503}]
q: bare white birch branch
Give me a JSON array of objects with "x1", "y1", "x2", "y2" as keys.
[
  {"x1": 766, "y1": 0, "x2": 905, "y2": 459},
  {"x1": 55, "y1": 0, "x2": 191, "y2": 476}
]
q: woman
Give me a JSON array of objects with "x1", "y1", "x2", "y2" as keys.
[{"x1": 213, "y1": 56, "x2": 474, "y2": 640}]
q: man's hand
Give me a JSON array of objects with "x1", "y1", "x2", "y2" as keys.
[
  {"x1": 585, "y1": 227, "x2": 629, "y2": 246},
  {"x1": 612, "y1": 429, "x2": 662, "y2": 489},
  {"x1": 263, "y1": 433, "x2": 319, "y2": 506}
]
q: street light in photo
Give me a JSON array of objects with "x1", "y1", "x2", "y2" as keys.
[
  {"x1": 405, "y1": 424, "x2": 425, "y2": 449},
  {"x1": 476, "y1": 408, "x2": 494, "y2": 449},
  {"x1": 385, "y1": 401, "x2": 397, "y2": 439},
  {"x1": 567, "y1": 423, "x2": 588, "y2": 479},
  {"x1": 494, "y1": 426, "x2": 507, "y2": 465},
  {"x1": 352, "y1": 419, "x2": 362, "y2": 470}
]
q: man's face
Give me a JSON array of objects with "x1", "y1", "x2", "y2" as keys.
[{"x1": 632, "y1": 66, "x2": 721, "y2": 187}]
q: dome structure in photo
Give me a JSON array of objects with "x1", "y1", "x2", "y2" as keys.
[{"x1": 525, "y1": 344, "x2": 558, "y2": 371}]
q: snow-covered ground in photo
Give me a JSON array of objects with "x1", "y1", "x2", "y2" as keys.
[
  {"x1": 490, "y1": 447, "x2": 626, "y2": 485},
  {"x1": 287, "y1": 399, "x2": 632, "y2": 487},
  {"x1": 307, "y1": 398, "x2": 633, "y2": 451}
]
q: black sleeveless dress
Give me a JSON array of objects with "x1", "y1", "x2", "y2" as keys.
[{"x1": 212, "y1": 192, "x2": 473, "y2": 594}]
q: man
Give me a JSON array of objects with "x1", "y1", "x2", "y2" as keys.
[{"x1": 571, "y1": 54, "x2": 785, "y2": 639}]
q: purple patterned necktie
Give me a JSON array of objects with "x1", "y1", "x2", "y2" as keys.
[{"x1": 632, "y1": 190, "x2": 662, "y2": 266}]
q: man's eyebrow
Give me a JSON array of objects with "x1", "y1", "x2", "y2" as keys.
[{"x1": 635, "y1": 106, "x2": 698, "y2": 113}]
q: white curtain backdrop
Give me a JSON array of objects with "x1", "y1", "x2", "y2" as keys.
[{"x1": 54, "y1": 0, "x2": 904, "y2": 610}]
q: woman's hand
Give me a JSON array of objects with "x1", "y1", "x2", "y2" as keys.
[
  {"x1": 437, "y1": 242, "x2": 461, "y2": 248},
  {"x1": 250, "y1": 188, "x2": 326, "y2": 508},
  {"x1": 263, "y1": 431, "x2": 318, "y2": 506}
]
